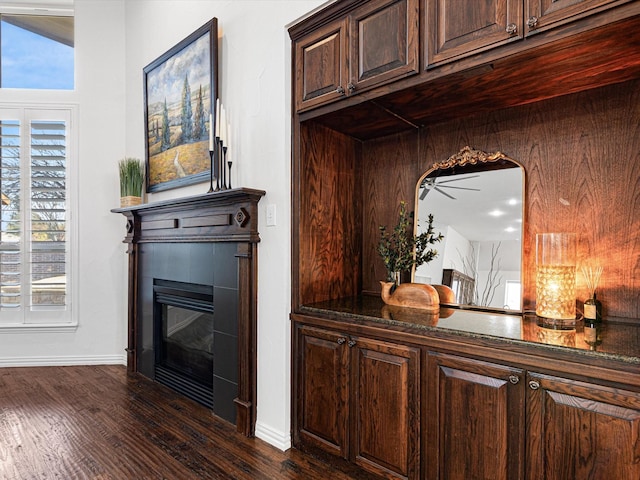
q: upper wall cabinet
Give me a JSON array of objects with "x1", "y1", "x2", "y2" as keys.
[
  {"x1": 425, "y1": 0, "x2": 630, "y2": 66},
  {"x1": 426, "y1": 0, "x2": 523, "y2": 66},
  {"x1": 294, "y1": 19, "x2": 349, "y2": 112},
  {"x1": 525, "y1": 0, "x2": 633, "y2": 34},
  {"x1": 294, "y1": 0, "x2": 419, "y2": 112}
]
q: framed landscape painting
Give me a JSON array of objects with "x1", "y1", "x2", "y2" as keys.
[{"x1": 143, "y1": 18, "x2": 218, "y2": 192}]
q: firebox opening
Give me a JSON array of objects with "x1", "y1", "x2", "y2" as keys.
[{"x1": 154, "y1": 280, "x2": 215, "y2": 409}]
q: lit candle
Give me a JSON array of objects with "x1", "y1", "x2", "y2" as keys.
[
  {"x1": 536, "y1": 233, "x2": 576, "y2": 320},
  {"x1": 208, "y1": 113, "x2": 214, "y2": 151}
]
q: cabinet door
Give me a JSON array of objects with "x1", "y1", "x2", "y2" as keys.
[
  {"x1": 425, "y1": 352, "x2": 525, "y2": 480},
  {"x1": 349, "y1": 0, "x2": 419, "y2": 93},
  {"x1": 426, "y1": 0, "x2": 523, "y2": 66},
  {"x1": 294, "y1": 18, "x2": 348, "y2": 112},
  {"x1": 294, "y1": 325, "x2": 349, "y2": 457},
  {"x1": 526, "y1": 372, "x2": 640, "y2": 480},
  {"x1": 525, "y1": 0, "x2": 629, "y2": 35},
  {"x1": 351, "y1": 336, "x2": 420, "y2": 479}
]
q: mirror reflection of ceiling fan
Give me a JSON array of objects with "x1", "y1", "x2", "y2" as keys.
[{"x1": 419, "y1": 175, "x2": 480, "y2": 200}]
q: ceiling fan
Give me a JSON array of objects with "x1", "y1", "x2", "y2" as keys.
[{"x1": 419, "y1": 175, "x2": 480, "y2": 200}]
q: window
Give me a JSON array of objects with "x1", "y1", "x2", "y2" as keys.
[
  {"x1": 0, "y1": 5, "x2": 74, "y2": 89},
  {"x1": 0, "y1": 106, "x2": 76, "y2": 327},
  {"x1": 504, "y1": 280, "x2": 521, "y2": 311}
]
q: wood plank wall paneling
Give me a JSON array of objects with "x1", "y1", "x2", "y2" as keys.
[
  {"x1": 299, "y1": 122, "x2": 362, "y2": 305},
  {"x1": 361, "y1": 130, "x2": 422, "y2": 294},
  {"x1": 388, "y1": 79, "x2": 639, "y2": 319}
]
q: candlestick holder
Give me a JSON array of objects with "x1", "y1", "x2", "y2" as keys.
[
  {"x1": 215, "y1": 137, "x2": 221, "y2": 191},
  {"x1": 207, "y1": 150, "x2": 215, "y2": 193},
  {"x1": 227, "y1": 160, "x2": 233, "y2": 189},
  {"x1": 222, "y1": 146, "x2": 228, "y2": 189}
]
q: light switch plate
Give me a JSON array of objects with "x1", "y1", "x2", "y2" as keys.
[{"x1": 266, "y1": 204, "x2": 276, "y2": 226}]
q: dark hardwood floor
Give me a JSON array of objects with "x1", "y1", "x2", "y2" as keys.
[{"x1": 0, "y1": 365, "x2": 368, "y2": 479}]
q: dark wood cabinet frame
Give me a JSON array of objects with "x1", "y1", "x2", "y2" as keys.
[{"x1": 289, "y1": 0, "x2": 640, "y2": 477}]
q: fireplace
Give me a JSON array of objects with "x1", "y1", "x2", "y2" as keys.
[
  {"x1": 113, "y1": 189, "x2": 264, "y2": 436},
  {"x1": 154, "y1": 280, "x2": 216, "y2": 410}
]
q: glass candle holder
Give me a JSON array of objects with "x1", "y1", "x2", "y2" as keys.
[{"x1": 536, "y1": 233, "x2": 577, "y2": 320}]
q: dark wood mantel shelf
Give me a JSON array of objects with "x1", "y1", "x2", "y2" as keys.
[
  {"x1": 112, "y1": 188, "x2": 265, "y2": 437},
  {"x1": 112, "y1": 188, "x2": 266, "y2": 243}
]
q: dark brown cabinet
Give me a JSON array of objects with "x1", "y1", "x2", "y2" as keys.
[
  {"x1": 525, "y1": 0, "x2": 631, "y2": 35},
  {"x1": 425, "y1": 0, "x2": 630, "y2": 66},
  {"x1": 526, "y1": 372, "x2": 640, "y2": 480},
  {"x1": 294, "y1": 0, "x2": 419, "y2": 111},
  {"x1": 426, "y1": 0, "x2": 523, "y2": 66},
  {"x1": 425, "y1": 351, "x2": 640, "y2": 480},
  {"x1": 349, "y1": 0, "x2": 419, "y2": 93},
  {"x1": 295, "y1": 325, "x2": 348, "y2": 457},
  {"x1": 294, "y1": 19, "x2": 348, "y2": 112},
  {"x1": 351, "y1": 335, "x2": 420, "y2": 479},
  {"x1": 425, "y1": 352, "x2": 526, "y2": 480},
  {"x1": 290, "y1": 0, "x2": 640, "y2": 478},
  {"x1": 292, "y1": 312, "x2": 640, "y2": 479},
  {"x1": 294, "y1": 323, "x2": 420, "y2": 479}
]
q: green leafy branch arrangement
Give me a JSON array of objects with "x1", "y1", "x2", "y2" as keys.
[{"x1": 378, "y1": 201, "x2": 444, "y2": 282}]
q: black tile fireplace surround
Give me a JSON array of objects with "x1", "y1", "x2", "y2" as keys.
[
  {"x1": 113, "y1": 189, "x2": 265, "y2": 436},
  {"x1": 139, "y1": 244, "x2": 239, "y2": 424}
]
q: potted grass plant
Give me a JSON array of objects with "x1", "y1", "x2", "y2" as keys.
[{"x1": 119, "y1": 157, "x2": 145, "y2": 207}]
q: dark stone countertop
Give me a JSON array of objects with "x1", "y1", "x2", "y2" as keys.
[{"x1": 299, "y1": 295, "x2": 640, "y2": 366}]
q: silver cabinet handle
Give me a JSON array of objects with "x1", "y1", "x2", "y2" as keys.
[
  {"x1": 509, "y1": 375, "x2": 520, "y2": 385},
  {"x1": 527, "y1": 16, "x2": 538, "y2": 29},
  {"x1": 529, "y1": 380, "x2": 540, "y2": 390},
  {"x1": 506, "y1": 23, "x2": 517, "y2": 35}
]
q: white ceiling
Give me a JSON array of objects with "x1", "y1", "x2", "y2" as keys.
[
  {"x1": 0, "y1": 1, "x2": 73, "y2": 15},
  {"x1": 417, "y1": 167, "x2": 523, "y2": 243}
]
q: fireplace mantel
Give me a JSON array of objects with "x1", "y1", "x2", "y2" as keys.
[{"x1": 112, "y1": 188, "x2": 265, "y2": 436}]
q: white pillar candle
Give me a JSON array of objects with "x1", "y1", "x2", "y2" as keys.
[
  {"x1": 215, "y1": 98, "x2": 221, "y2": 138},
  {"x1": 208, "y1": 114, "x2": 214, "y2": 151}
]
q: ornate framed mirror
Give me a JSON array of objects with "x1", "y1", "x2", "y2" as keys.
[{"x1": 413, "y1": 146, "x2": 525, "y2": 312}]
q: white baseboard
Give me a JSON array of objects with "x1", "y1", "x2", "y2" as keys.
[
  {"x1": 0, "y1": 354, "x2": 127, "y2": 367},
  {"x1": 255, "y1": 420, "x2": 291, "y2": 451}
]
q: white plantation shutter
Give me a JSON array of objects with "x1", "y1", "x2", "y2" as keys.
[
  {"x1": 30, "y1": 119, "x2": 67, "y2": 310},
  {"x1": 0, "y1": 117, "x2": 21, "y2": 314},
  {"x1": 0, "y1": 107, "x2": 75, "y2": 327}
]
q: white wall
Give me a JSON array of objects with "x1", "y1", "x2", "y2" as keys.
[
  {"x1": 123, "y1": 0, "x2": 327, "y2": 450},
  {"x1": 0, "y1": 0, "x2": 330, "y2": 452},
  {"x1": 0, "y1": 0, "x2": 128, "y2": 364},
  {"x1": 475, "y1": 239, "x2": 521, "y2": 309}
]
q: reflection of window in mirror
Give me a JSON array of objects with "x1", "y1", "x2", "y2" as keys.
[{"x1": 504, "y1": 280, "x2": 521, "y2": 311}]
